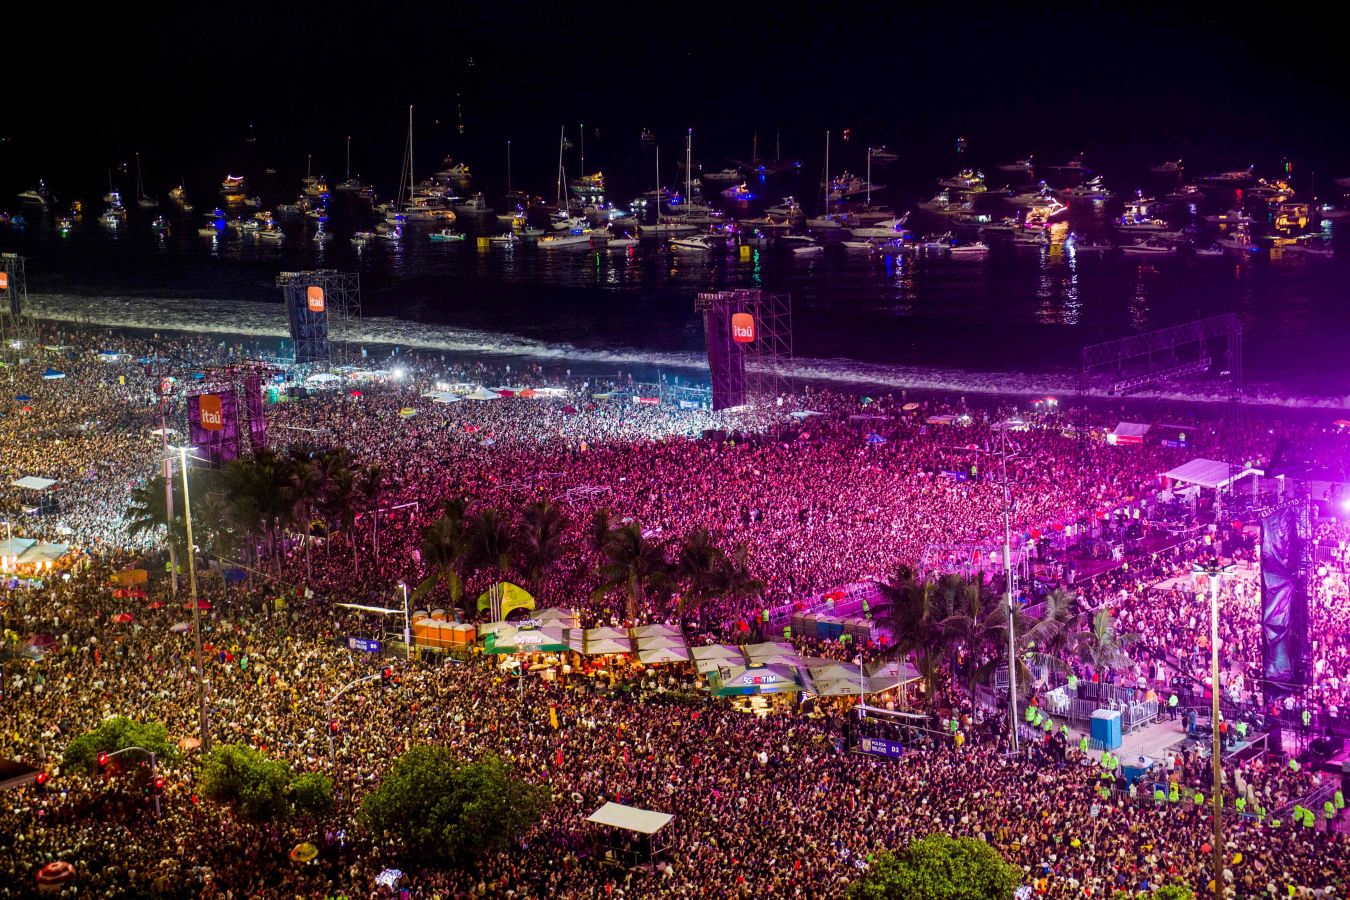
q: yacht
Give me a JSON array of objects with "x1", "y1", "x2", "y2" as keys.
[
  {"x1": 55, "y1": 215, "x2": 74, "y2": 231},
  {"x1": 917, "y1": 192, "x2": 974, "y2": 217},
  {"x1": 568, "y1": 172, "x2": 605, "y2": 197},
  {"x1": 435, "y1": 159, "x2": 472, "y2": 183},
  {"x1": 18, "y1": 181, "x2": 53, "y2": 206},
  {"x1": 791, "y1": 241, "x2": 825, "y2": 256},
  {"x1": 98, "y1": 209, "x2": 122, "y2": 228},
  {"x1": 640, "y1": 220, "x2": 699, "y2": 238},
  {"x1": 1068, "y1": 236, "x2": 1114, "y2": 253},
  {"x1": 376, "y1": 227, "x2": 402, "y2": 243},
  {"x1": 948, "y1": 241, "x2": 990, "y2": 256},
  {"x1": 302, "y1": 176, "x2": 330, "y2": 199},
  {"x1": 169, "y1": 184, "x2": 189, "y2": 205},
  {"x1": 1203, "y1": 168, "x2": 1255, "y2": 186},
  {"x1": 1247, "y1": 179, "x2": 1294, "y2": 203},
  {"x1": 1043, "y1": 155, "x2": 1087, "y2": 174},
  {"x1": 701, "y1": 166, "x2": 743, "y2": 184},
  {"x1": 220, "y1": 174, "x2": 246, "y2": 195},
  {"x1": 602, "y1": 234, "x2": 638, "y2": 250},
  {"x1": 848, "y1": 217, "x2": 910, "y2": 238},
  {"x1": 352, "y1": 231, "x2": 375, "y2": 245},
  {"x1": 1214, "y1": 233, "x2": 1258, "y2": 251},
  {"x1": 840, "y1": 239, "x2": 876, "y2": 251},
  {"x1": 1318, "y1": 204, "x2": 1350, "y2": 221},
  {"x1": 551, "y1": 214, "x2": 589, "y2": 232},
  {"x1": 1120, "y1": 240, "x2": 1174, "y2": 256},
  {"x1": 669, "y1": 233, "x2": 720, "y2": 253},
  {"x1": 257, "y1": 228, "x2": 285, "y2": 244},
  {"x1": 489, "y1": 233, "x2": 519, "y2": 247},
  {"x1": 720, "y1": 183, "x2": 755, "y2": 202},
  {"x1": 764, "y1": 197, "x2": 807, "y2": 220},
  {"x1": 829, "y1": 173, "x2": 883, "y2": 200},
  {"x1": 1149, "y1": 160, "x2": 1183, "y2": 175},
  {"x1": 937, "y1": 170, "x2": 986, "y2": 193},
  {"x1": 537, "y1": 229, "x2": 594, "y2": 250},
  {"x1": 1005, "y1": 182, "x2": 1057, "y2": 207},
  {"x1": 1200, "y1": 209, "x2": 1252, "y2": 225},
  {"x1": 1115, "y1": 216, "x2": 1170, "y2": 234},
  {"x1": 150, "y1": 215, "x2": 169, "y2": 231},
  {"x1": 996, "y1": 158, "x2": 1034, "y2": 176},
  {"x1": 451, "y1": 193, "x2": 493, "y2": 215},
  {"x1": 1010, "y1": 231, "x2": 1049, "y2": 247},
  {"x1": 429, "y1": 229, "x2": 465, "y2": 242},
  {"x1": 868, "y1": 147, "x2": 899, "y2": 163},
  {"x1": 1058, "y1": 177, "x2": 1111, "y2": 201},
  {"x1": 1165, "y1": 184, "x2": 1205, "y2": 203},
  {"x1": 980, "y1": 218, "x2": 1022, "y2": 236},
  {"x1": 1193, "y1": 245, "x2": 1224, "y2": 258}
]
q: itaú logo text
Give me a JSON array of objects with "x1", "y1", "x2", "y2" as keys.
[
  {"x1": 731, "y1": 312, "x2": 755, "y2": 343},
  {"x1": 199, "y1": 394, "x2": 224, "y2": 431},
  {"x1": 306, "y1": 286, "x2": 325, "y2": 313}
]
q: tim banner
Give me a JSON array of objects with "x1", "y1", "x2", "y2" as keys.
[
  {"x1": 1260, "y1": 507, "x2": 1308, "y2": 700},
  {"x1": 188, "y1": 391, "x2": 240, "y2": 464},
  {"x1": 856, "y1": 737, "x2": 905, "y2": 759}
]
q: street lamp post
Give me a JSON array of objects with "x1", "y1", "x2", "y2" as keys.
[
  {"x1": 102, "y1": 746, "x2": 162, "y2": 817},
  {"x1": 999, "y1": 429, "x2": 1019, "y2": 755},
  {"x1": 326, "y1": 671, "x2": 383, "y2": 764},
  {"x1": 1195, "y1": 557, "x2": 1234, "y2": 896},
  {"x1": 399, "y1": 581, "x2": 411, "y2": 655},
  {"x1": 174, "y1": 446, "x2": 209, "y2": 753}
]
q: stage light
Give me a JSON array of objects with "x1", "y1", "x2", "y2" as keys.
[
  {"x1": 392, "y1": 367, "x2": 407, "y2": 381},
  {"x1": 1339, "y1": 498, "x2": 1350, "y2": 514}
]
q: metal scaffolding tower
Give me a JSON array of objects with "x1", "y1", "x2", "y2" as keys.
[
  {"x1": 276, "y1": 270, "x2": 362, "y2": 368},
  {"x1": 0, "y1": 254, "x2": 38, "y2": 362}
]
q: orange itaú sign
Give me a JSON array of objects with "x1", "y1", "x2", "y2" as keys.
[
  {"x1": 731, "y1": 312, "x2": 755, "y2": 343},
  {"x1": 199, "y1": 394, "x2": 224, "y2": 431}
]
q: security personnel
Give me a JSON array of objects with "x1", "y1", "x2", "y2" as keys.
[
  {"x1": 1168, "y1": 693, "x2": 1179, "y2": 720},
  {"x1": 1168, "y1": 782, "x2": 1180, "y2": 803}
]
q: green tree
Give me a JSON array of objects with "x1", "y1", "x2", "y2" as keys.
[
  {"x1": 1067, "y1": 607, "x2": 1141, "y2": 674},
  {"x1": 674, "y1": 526, "x2": 727, "y2": 616},
  {"x1": 359, "y1": 747, "x2": 549, "y2": 863},
  {"x1": 197, "y1": 742, "x2": 294, "y2": 822},
  {"x1": 883, "y1": 569, "x2": 953, "y2": 708},
  {"x1": 468, "y1": 506, "x2": 518, "y2": 584},
  {"x1": 63, "y1": 715, "x2": 178, "y2": 771},
  {"x1": 1142, "y1": 884, "x2": 1195, "y2": 900},
  {"x1": 592, "y1": 521, "x2": 671, "y2": 621},
  {"x1": 290, "y1": 771, "x2": 335, "y2": 818},
  {"x1": 847, "y1": 835, "x2": 1020, "y2": 900},
  {"x1": 417, "y1": 496, "x2": 472, "y2": 606}
]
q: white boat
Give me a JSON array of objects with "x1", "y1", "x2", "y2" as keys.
[
  {"x1": 1165, "y1": 185, "x2": 1205, "y2": 202},
  {"x1": 980, "y1": 218, "x2": 1021, "y2": 235},
  {"x1": 1115, "y1": 217, "x2": 1170, "y2": 234},
  {"x1": 135, "y1": 154, "x2": 158, "y2": 209},
  {"x1": 1203, "y1": 168, "x2": 1255, "y2": 186},
  {"x1": 765, "y1": 197, "x2": 807, "y2": 219},
  {"x1": 429, "y1": 229, "x2": 465, "y2": 242},
  {"x1": 1044, "y1": 155, "x2": 1087, "y2": 173},
  {"x1": 352, "y1": 231, "x2": 375, "y2": 244},
  {"x1": 376, "y1": 228, "x2": 402, "y2": 243},
  {"x1": 792, "y1": 243, "x2": 824, "y2": 256},
  {"x1": 848, "y1": 217, "x2": 910, "y2": 238},
  {"x1": 778, "y1": 235, "x2": 821, "y2": 252},
  {"x1": 1005, "y1": 182, "x2": 1057, "y2": 207},
  {"x1": 489, "y1": 233, "x2": 518, "y2": 246},
  {"x1": 150, "y1": 215, "x2": 169, "y2": 231},
  {"x1": 937, "y1": 169, "x2": 986, "y2": 193},
  {"x1": 1200, "y1": 209, "x2": 1252, "y2": 225},
  {"x1": 1193, "y1": 245, "x2": 1224, "y2": 258},
  {"x1": 996, "y1": 157, "x2": 1034, "y2": 175},
  {"x1": 917, "y1": 192, "x2": 974, "y2": 216},
  {"x1": 451, "y1": 193, "x2": 493, "y2": 215},
  {"x1": 1068, "y1": 237, "x2": 1114, "y2": 253},
  {"x1": 1149, "y1": 159, "x2": 1183, "y2": 175},
  {"x1": 829, "y1": 173, "x2": 883, "y2": 200},
  {"x1": 840, "y1": 240, "x2": 875, "y2": 251},
  {"x1": 1058, "y1": 177, "x2": 1111, "y2": 201},
  {"x1": 1120, "y1": 241, "x2": 1174, "y2": 255},
  {"x1": 537, "y1": 230, "x2": 594, "y2": 250},
  {"x1": 603, "y1": 235, "x2": 638, "y2": 250},
  {"x1": 304, "y1": 207, "x2": 327, "y2": 221},
  {"x1": 257, "y1": 228, "x2": 285, "y2": 244},
  {"x1": 335, "y1": 137, "x2": 374, "y2": 196},
  {"x1": 721, "y1": 182, "x2": 755, "y2": 201},
  {"x1": 670, "y1": 234, "x2": 719, "y2": 252},
  {"x1": 948, "y1": 241, "x2": 990, "y2": 256},
  {"x1": 196, "y1": 225, "x2": 220, "y2": 237},
  {"x1": 868, "y1": 147, "x2": 899, "y2": 163},
  {"x1": 700, "y1": 166, "x2": 742, "y2": 183},
  {"x1": 1010, "y1": 232, "x2": 1048, "y2": 247},
  {"x1": 169, "y1": 184, "x2": 189, "y2": 205},
  {"x1": 551, "y1": 214, "x2": 588, "y2": 232},
  {"x1": 18, "y1": 181, "x2": 53, "y2": 206},
  {"x1": 99, "y1": 209, "x2": 122, "y2": 228}
]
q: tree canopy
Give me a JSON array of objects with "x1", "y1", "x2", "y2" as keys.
[
  {"x1": 197, "y1": 743, "x2": 295, "y2": 822},
  {"x1": 359, "y1": 746, "x2": 549, "y2": 863},
  {"x1": 847, "y1": 834, "x2": 1020, "y2": 900},
  {"x1": 62, "y1": 715, "x2": 178, "y2": 771}
]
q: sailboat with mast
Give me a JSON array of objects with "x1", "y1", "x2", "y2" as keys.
[
  {"x1": 668, "y1": 128, "x2": 719, "y2": 226},
  {"x1": 136, "y1": 153, "x2": 159, "y2": 209},
  {"x1": 641, "y1": 145, "x2": 697, "y2": 238},
  {"x1": 335, "y1": 136, "x2": 374, "y2": 197}
]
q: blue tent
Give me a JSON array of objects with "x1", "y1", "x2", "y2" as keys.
[
  {"x1": 41, "y1": 368, "x2": 66, "y2": 380},
  {"x1": 15, "y1": 395, "x2": 31, "y2": 403},
  {"x1": 865, "y1": 432, "x2": 887, "y2": 445}
]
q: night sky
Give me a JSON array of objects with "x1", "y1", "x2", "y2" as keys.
[{"x1": 5, "y1": 1, "x2": 1350, "y2": 200}]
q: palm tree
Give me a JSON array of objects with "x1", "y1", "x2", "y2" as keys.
[
  {"x1": 938, "y1": 574, "x2": 1005, "y2": 699},
  {"x1": 125, "y1": 475, "x2": 184, "y2": 550},
  {"x1": 359, "y1": 464, "x2": 389, "y2": 561},
  {"x1": 985, "y1": 586, "x2": 1073, "y2": 698},
  {"x1": 417, "y1": 497, "x2": 471, "y2": 607},
  {"x1": 674, "y1": 526, "x2": 726, "y2": 616},
  {"x1": 516, "y1": 499, "x2": 569, "y2": 602},
  {"x1": 281, "y1": 447, "x2": 327, "y2": 583},
  {"x1": 883, "y1": 567, "x2": 952, "y2": 708},
  {"x1": 319, "y1": 457, "x2": 360, "y2": 567},
  {"x1": 592, "y1": 522, "x2": 671, "y2": 622},
  {"x1": 587, "y1": 507, "x2": 612, "y2": 554},
  {"x1": 1065, "y1": 607, "x2": 1140, "y2": 676},
  {"x1": 716, "y1": 541, "x2": 764, "y2": 619},
  {"x1": 468, "y1": 506, "x2": 518, "y2": 587}
]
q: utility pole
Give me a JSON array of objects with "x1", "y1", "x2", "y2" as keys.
[
  {"x1": 1000, "y1": 428, "x2": 1019, "y2": 755},
  {"x1": 1195, "y1": 557, "x2": 1234, "y2": 898},
  {"x1": 176, "y1": 446, "x2": 209, "y2": 752}
]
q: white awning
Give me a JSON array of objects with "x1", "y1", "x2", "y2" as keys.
[
  {"x1": 586, "y1": 802, "x2": 674, "y2": 835},
  {"x1": 1163, "y1": 458, "x2": 1264, "y2": 490},
  {"x1": 1112, "y1": 422, "x2": 1151, "y2": 438},
  {"x1": 11, "y1": 477, "x2": 56, "y2": 491}
]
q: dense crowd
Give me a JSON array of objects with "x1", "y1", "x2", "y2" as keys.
[{"x1": 2, "y1": 326, "x2": 1349, "y2": 897}]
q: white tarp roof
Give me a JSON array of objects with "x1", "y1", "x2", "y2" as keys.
[
  {"x1": 1112, "y1": 422, "x2": 1151, "y2": 438},
  {"x1": 464, "y1": 386, "x2": 502, "y2": 400},
  {"x1": 583, "y1": 637, "x2": 633, "y2": 656},
  {"x1": 18, "y1": 543, "x2": 70, "y2": 565},
  {"x1": 587, "y1": 802, "x2": 674, "y2": 835},
  {"x1": 638, "y1": 646, "x2": 691, "y2": 665},
  {"x1": 422, "y1": 391, "x2": 462, "y2": 404},
  {"x1": 533, "y1": 607, "x2": 580, "y2": 627},
  {"x1": 305, "y1": 372, "x2": 341, "y2": 383},
  {"x1": 635, "y1": 635, "x2": 687, "y2": 651},
  {"x1": 1163, "y1": 458, "x2": 1264, "y2": 490},
  {"x1": 586, "y1": 627, "x2": 630, "y2": 641},
  {"x1": 11, "y1": 477, "x2": 56, "y2": 491},
  {"x1": 631, "y1": 623, "x2": 682, "y2": 639},
  {"x1": 0, "y1": 537, "x2": 37, "y2": 557}
]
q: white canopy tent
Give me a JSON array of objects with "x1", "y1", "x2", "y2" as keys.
[
  {"x1": 463, "y1": 386, "x2": 502, "y2": 401},
  {"x1": 1110, "y1": 422, "x2": 1151, "y2": 445},
  {"x1": 10, "y1": 476, "x2": 56, "y2": 491},
  {"x1": 587, "y1": 802, "x2": 674, "y2": 835},
  {"x1": 586, "y1": 802, "x2": 675, "y2": 868},
  {"x1": 631, "y1": 623, "x2": 682, "y2": 639},
  {"x1": 1163, "y1": 458, "x2": 1264, "y2": 490},
  {"x1": 638, "y1": 646, "x2": 691, "y2": 665}
]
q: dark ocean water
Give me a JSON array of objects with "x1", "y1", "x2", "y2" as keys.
[{"x1": 6, "y1": 160, "x2": 1350, "y2": 406}]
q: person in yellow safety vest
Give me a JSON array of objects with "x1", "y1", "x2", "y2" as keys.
[
  {"x1": 1289, "y1": 758, "x2": 1301, "y2": 772},
  {"x1": 761, "y1": 609, "x2": 769, "y2": 624},
  {"x1": 783, "y1": 625, "x2": 792, "y2": 639},
  {"x1": 1042, "y1": 717, "x2": 1053, "y2": 734},
  {"x1": 1079, "y1": 735, "x2": 1089, "y2": 755},
  {"x1": 954, "y1": 731, "x2": 965, "y2": 749},
  {"x1": 1168, "y1": 783, "x2": 1180, "y2": 803},
  {"x1": 1235, "y1": 796, "x2": 1246, "y2": 814},
  {"x1": 1336, "y1": 789, "x2": 1345, "y2": 810},
  {"x1": 1154, "y1": 786, "x2": 1166, "y2": 803},
  {"x1": 1193, "y1": 791, "x2": 1204, "y2": 805},
  {"x1": 1324, "y1": 800, "x2": 1336, "y2": 821},
  {"x1": 1026, "y1": 705, "x2": 1038, "y2": 723},
  {"x1": 1067, "y1": 674, "x2": 1079, "y2": 691},
  {"x1": 861, "y1": 597, "x2": 871, "y2": 618},
  {"x1": 1302, "y1": 807, "x2": 1315, "y2": 828},
  {"x1": 1292, "y1": 805, "x2": 1305, "y2": 825},
  {"x1": 1061, "y1": 724, "x2": 1070, "y2": 739}
]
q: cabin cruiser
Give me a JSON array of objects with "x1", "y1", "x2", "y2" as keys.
[
  {"x1": 669, "y1": 233, "x2": 720, "y2": 252},
  {"x1": 700, "y1": 166, "x2": 742, "y2": 183},
  {"x1": 980, "y1": 217, "x2": 1022, "y2": 236},
  {"x1": 451, "y1": 193, "x2": 493, "y2": 215},
  {"x1": 1005, "y1": 182, "x2": 1057, "y2": 207},
  {"x1": 1247, "y1": 179, "x2": 1294, "y2": 203},
  {"x1": 313, "y1": 229, "x2": 333, "y2": 244},
  {"x1": 948, "y1": 241, "x2": 990, "y2": 256},
  {"x1": 220, "y1": 174, "x2": 246, "y2": 195},
  {"x1": 848, "y1": 217, "x2": 910, "y2": 238},
  {"x1": 1043, "y1": 155, "x2": 1086, "y2": 174},
  {"x1": 1058, "y1": 177, "x2": 1111, "y2": 201},
  {"x1": 1120, "y1": 241, "x2": 1174, "y2": 256},
  {"x1": 99, "y1": 209, "x2": 122, "y2": 228},
  {"x1": 18, "y1": 181, "x2": 54, "y2": 206},
  {"x1": 150, "y1": 215, "x2": 169, "y2": 231},
  {"x1": 996, "y1": 158, "x2": 1034, "y2": 176},
  {"x1": 1149, "y1": 160, "x2": 1183, "y2": 175},
  {"x1": 602, "y1": 233, "x2": 638, "y2": 250},
  {"x1": 1203, "y1": 168, "x2": 1255, "y2": 186},
  {"x1": 720, "y1": 183, "x2": 755, "y2": 201},
  {"x1": 829, "y1": 173, "x2": 883, "y2": 200},
  {"x1": 257, "y1": 228, "x2": 285, "y2": 244},
  {"x1": 937, "y1": 170, "x2": 986, "y2": 193},
  {"x1": 1010, "y1": 231, "x2": 1049, "y2": 247},
  {"x1": 537, "y1": 229, "x2": 595, "y2": 250},
  {"x1": 1165, "y1": 184, "x2": 1205, "y2": 203},
  {"x1": 376, "y1": 227, "x2": 402, "y2": 243},
  {"x1": 1214, "y1": 232, "x2": 1259, "y2": 251},
  {"x1": 429, "y1": 229, "x2": 465, "y2": 242},
  {"x1": 868, "y1": 147, "x2": 899, "y2": 163},
  {"x1": 1200, "y1": 209, "x2": 1252, "y2": 225},
  {"x1": 569, "y1": 172, "x2": 605, "y2": 197},
  {"x1": 1067, "y1": 235, "x2": 1114, "y2": 253},
  {"x1": 1115, "y1": 215, "x2": 1169, "y2": 234}
]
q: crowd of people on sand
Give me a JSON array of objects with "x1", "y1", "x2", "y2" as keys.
[{"x1": 1, "y1": 325, "x2": 1349, "y2": 898}]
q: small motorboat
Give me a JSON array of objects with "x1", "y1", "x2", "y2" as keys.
[
  {"x1": 1120, "y1": 241, "x2": 1174, "y2": 256},
  {"x1": 429, "y1": 229, "x2": 465, "y2": 242}
]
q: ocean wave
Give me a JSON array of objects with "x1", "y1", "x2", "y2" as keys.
[{"x1": 27, "y1": 291, "x2": 1350, "y2": 410}]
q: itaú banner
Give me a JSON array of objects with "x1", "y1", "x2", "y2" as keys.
[
  {"x1": 198, "y1": 394, "x2": 224, "y2": 431},
  {"x1": 731, "y1": 312, "x2": 755, "y2": 343},
  {"x1": 306, "y1": 286, "x2": 325, "y2": 313}
]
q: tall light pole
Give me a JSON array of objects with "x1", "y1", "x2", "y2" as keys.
[
  {"x1": 174, "y1": 446, "x2": 209, "y2": 752},
  {"x1": 1000, "y1": 428, "x2": 1019, "y2": 754},
  {"x1": 399, "y1": 581, "x2": 412, "y2": 657},
  {"x1": 1195, "y1": 557, "x2": 1233, "y2": 896}
]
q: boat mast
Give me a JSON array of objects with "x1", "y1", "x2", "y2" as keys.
[
  {"x1": 866, "y1": 147, "x2": 871, "y2": 207},
  {"x1": 823, "y1": 131, "x2": 830, "y2": 216},
  {"x1": 752, "y1": 132, "x2": 758, "y2": 170},
  {"x1": 407, "y1": 106, "x2": 415, "y2": 207},
  {"x1": 345, "y1": 137, "x2": 351, "y2": 183},
  {"x1": 686, "y1": 128, "x2": 693, "y2": 211},
  {"x1": 580, "y1": 124, "x2": 585, "y2": 178},
  {"x1": 656, "y1": 146, "x2": 662, "y2": 226},
  {"x1": 507, "y1": 140, "x2": 512, "y2": 194},
  {"x1": 556, "y1": 126, "x2": 565, "y2": 210},
  {"x1": 136, "y1": 153, "x2": 144, "y2": 201}
]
